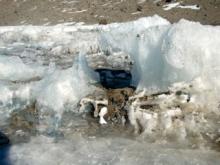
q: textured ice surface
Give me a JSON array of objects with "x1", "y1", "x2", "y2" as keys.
[
  {"x1": 0, "y1": 56, "x2": 46, "y2": 82},
  {"x1": 9, "y1": 135, "x2": 220, "y2": 165},
  {"x1": 0, "y1": 15, "x2": 220, "y2": 164}
]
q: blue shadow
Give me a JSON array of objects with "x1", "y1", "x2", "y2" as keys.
[
  {"x1": 95, "y1": 69, "x2": 133, "y2": 89},
  {"x1": 0, "y1": 132, "x2": 11, "y2": 165}
]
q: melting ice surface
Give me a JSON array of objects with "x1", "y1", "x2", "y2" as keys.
[{"x1": 0, "y1": 15, "x2": 220, "y2": 164}]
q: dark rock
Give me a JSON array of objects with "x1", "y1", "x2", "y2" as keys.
[
  {"x1": 156, "y1": 3, "x2": 161, "y2": 7},
  {"x1": 137, "y1": 5, "x2": 143, "y2": 12},
  {"x1": 14, "y1": 10, "x2": 18, "y2": 15},
  {"x1": 99, "y1": 19, "x2": 108, "y2": 25},
  {"x1": 165, "y1": 0, "x2": 173, "y2": 3},
  {"x1": 95, "y1": 69, "x2": 132, "y2": 89},
  {"x1": 120, "y1": 7, "x2": 127, "y2": 12}
]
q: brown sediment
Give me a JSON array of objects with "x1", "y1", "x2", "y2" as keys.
[
  {"x1": 0, "y1": 0, "x2": 219, "y2": 26},
  {"x1": 106, "y1": 87, "x2": 134, "y2": 121},
  {"x1": 5, "y1": 103, "x2": 39, "y2": 144}
]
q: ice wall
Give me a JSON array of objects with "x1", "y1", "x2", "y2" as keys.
[
  {"x1": 99, "y1": 16, "x2": 220, "y2": 91},
  {"x1": 0, "y1": 15, "x2": 220, "y2": 129}
]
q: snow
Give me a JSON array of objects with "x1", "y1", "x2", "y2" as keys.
[
  {"x1": 163, "y1": 2, "x2": 200, "y2": 11},
  {"x1": 163, "y1": 2, "x2": 180, "y2": 11},
  {"x1": 178, "y1": 5, "x2": 200, "y2": 10}
]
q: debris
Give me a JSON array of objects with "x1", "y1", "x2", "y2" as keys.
[
  {"x1": 106, "y1": 88, "x2": 134, "y2": 122},
  {"x1": 99, "y1": 19, "x2": 108, "y2": 25},
  {"x1": 137, "y1": 5, "x2": 143, "y2": 12}
]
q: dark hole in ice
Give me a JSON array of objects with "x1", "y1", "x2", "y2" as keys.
[
  {"x1": 0, "y1": 132, "x2": 9, "y2": 147},
  {"x1": 95, "y1": 69, "x2": 133, "y2": 89},
  {"x1": 0, "y1": 132, "x2": 11, "y2": 165}
]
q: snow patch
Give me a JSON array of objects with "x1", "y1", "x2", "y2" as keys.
[{"x1": 163, "y1": 2, "x2": 200, "y2": 11}]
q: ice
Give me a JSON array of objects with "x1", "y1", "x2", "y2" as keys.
[
  {"x1": 0, "y1": 15, "x2": 219, "y2": 124},
  {"x1": 0, "y1": 56, "x2": 46, "y2": 82},
  {"x1": 9, "y1": 135, "x2": 220, "y2": 165},
  {"x1": 0, "y1": 81, "x2": 35, "y2": 126},
  {"x1": 160, "y1": 23, "x2": 220, "y2": 100},
  {"x1": 0, "y1": 15, "x2": 219, "y2": 123},
  {"x1": 99, "y1": 15, "x2": 170, "y2": 87},
  {"x1": 100, "y1": 17, "x2": 220, "y2": 93},
  {"x1": 36, "y1": 66, "x2": 95, "y2": 115},
  {"x1": 0, "y1": 15, "x2": 220, "y2": 164}
]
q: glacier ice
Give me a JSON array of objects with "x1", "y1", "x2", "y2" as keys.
[
  {"x1": 0, "y1": 15, "x2": 220, "y2": 129},
  {"x1": 0, "y1": 15, "x2": 219, "y2": 126},
  {"x1": 0, "y1": 56, "x2": 46, "y2": 82},
  {"x1": 0, "y1": 15, "x2": 220, "y2": 164}
]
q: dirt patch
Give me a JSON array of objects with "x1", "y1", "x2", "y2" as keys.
[{"x1": 0, "y1": 0, "x2": 219, "y2": 26}]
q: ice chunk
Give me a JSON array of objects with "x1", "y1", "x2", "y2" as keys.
[
  {"x1": 0, "y1": 56, "x2": 46, "y2": 82},
  {"x1": 162, "y1": 20, "x2": 220, "y2": 86},
  {"x1": 99, "y1": 107, "x2": 108, "y2": 124}
]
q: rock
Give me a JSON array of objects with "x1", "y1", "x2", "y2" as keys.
[
  {"x1": 165, "y1": 0, "x2": 173, "y2": 3},
  {"x1": 99, "y1": 18, "x2": 108, "y2": 25},
  {"x1": 156, "y1": 3, "x2": 161, "y2": 7},
  {"x1": 137, "y1": 5, "x2": 143, "y2": 11}
]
